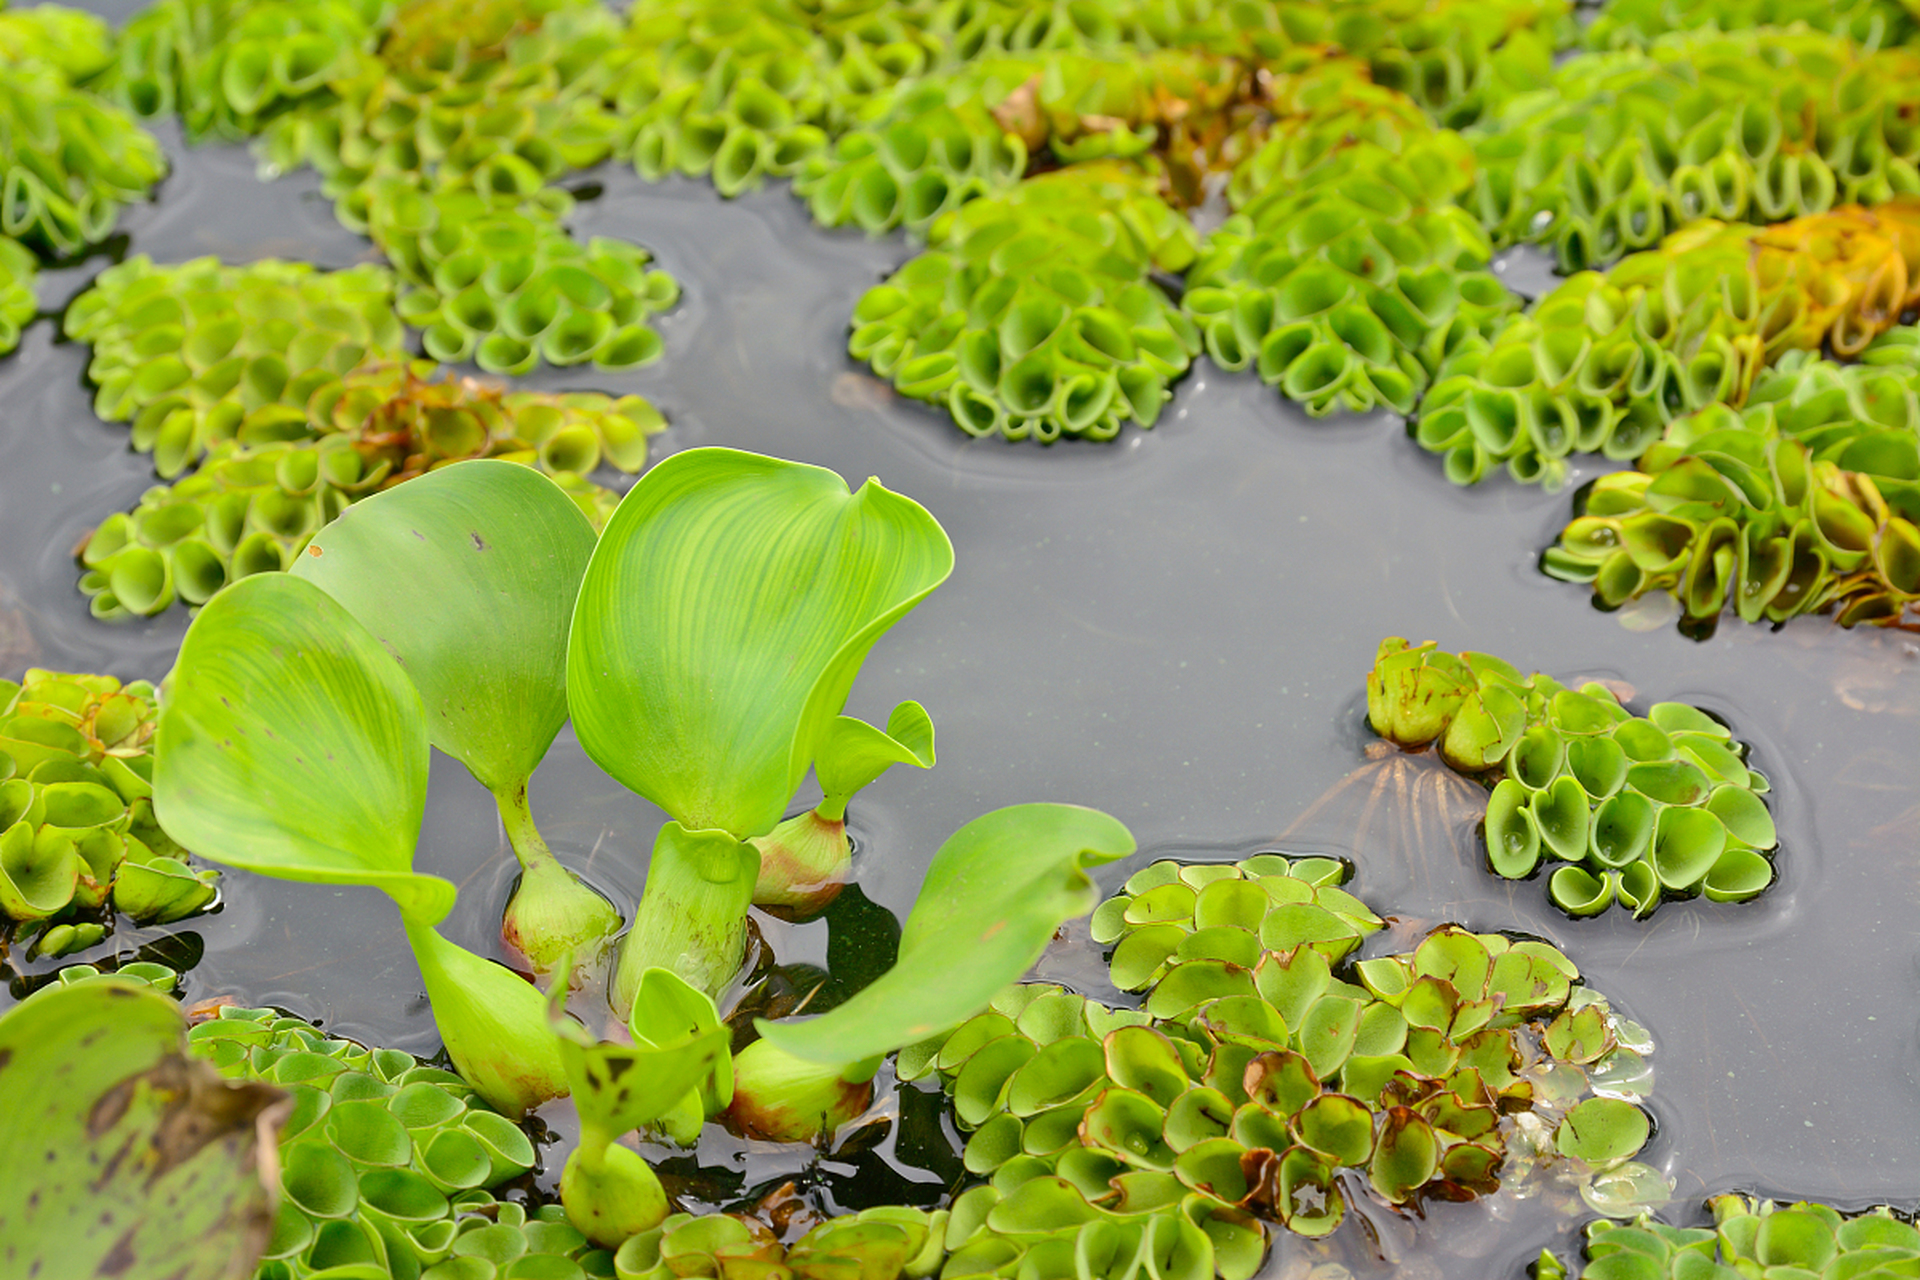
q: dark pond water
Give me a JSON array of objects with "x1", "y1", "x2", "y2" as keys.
[{"x1": 0, "y1": 57, "x2": 1916, "y2": 1278}]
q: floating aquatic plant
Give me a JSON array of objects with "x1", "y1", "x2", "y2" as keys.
[
  {"x1": 0, "y1": 669, "x2": 217, "y2": 927},
  {"x1": 1415, "y1": 201, "x2": 1920, "y2": 488},
  {"x1": 0, "y1": 64, "x2": 167, "y2": 258},
  {"x1": 1538, "y1": 1194, "x2": 1920, "y2": 1280},
  {"x1": 292, "y1": 461, "x2": 620, "y2": 971},
  {"x1": 1581, "y1": 0, "x2": 1916, "y2": 54},
  {"x1": 903, "y1": 851, "x2": 1656, "y2": 1274},
  {"x1": 66, "y1": 255, "x2": 406, "y2": 477},
  {"x1": 849, "y1": 163, "x2": 1199, "y2": 443},
  {"x1": 0, "y1": 980, "x2": 284, "y2": 1280},
  {"x1": 568, "y1": 446, "x2": 954, "y2": 1003},
  {"x1": 74, "y1": 362, "x2": 660, "y2": 618},
  {"x1": 1544, "y1": 336, "x2": 1920, "y2": 631},
  {"x1": 372, "y1": 185, "x2": 677, "y2": 374},
  {"x1": 0, "y1": 3, "x2": 113, "y2": 82},
  {"x1": 154, "y1": 568, "x2": 570, "y2": 1116},
  {"x1": 1187, "y1": 138, "x2": 1518, "y2": 417},
  {"x1": 0, "y1": 236, "x2": 34, "y2": 358},
  {"x1": 185, "y1": 1004, "x2": 610, "y2": 1280},
  {"x1": 107, "y1": 0, "x2": 383, "y2": 141},
  {"x1": 1470, "y1": 30, "x2": 1920, "y2": 272},
  {"x1": 1367, "y1": 638, "x2": 1780, "y2": 917}
]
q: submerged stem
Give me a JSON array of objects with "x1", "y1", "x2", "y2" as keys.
[
  {"x1": 612, "y1": 821, "x2": 760, "y2": 1015},
  {"x1": 496, "y1": 783, "x2": 622, "y2": 973}
]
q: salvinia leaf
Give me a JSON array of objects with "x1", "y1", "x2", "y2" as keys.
[
  {"x1": 567, "y1": 447, "x2": 954, "y2": 839},
  {"x1": 0, "y1": 979, "x2": 284, "y2": 1280},
  {"x1": 291, "y1": 458, "x2": 596, "y2": 795},
  {"x1": 814, "y1": 700, "x2": 936, "y2": 819},
  {"x1": 755, "y1": 803, "x2": 1135, "y2": 1064},
  {"x1": 153, "y1": 572, "x2": 452, "y2": 925}
]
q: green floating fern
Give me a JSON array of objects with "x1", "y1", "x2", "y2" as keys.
[
  {"x1": 1414, "y1": 201, "x2": 1920, "y2": 489},
  {"x1": 76, "y1": 360, "x2": 661, "y2": 618},
  {"x1": 372, "y1": 185, "x2": 677, "y2": 375},
  {"x1": 1367, "y1": 639, "x2": 1780, "y2": 917},
  {"x1": 1187, "y1": 137, "x2": 1517, "y2": 417},
  {"x1": 1470, "y1": 29, "x2": 1920, "y2": 272},
  {"x1": 850, "y1": 162, "x2": 1199, "y2": 443},
  {"x1": 1544, "y1": 335, "x2": 1920, "y2": 630},
  {"x1": 106, "y1": 0, "x2": 383, "y2": 141},
  {"x1": 185, "y1": 1006, "x2": 601, "y2": 1280},
  {"x1": 0, "y1": 3, "x2": 114, "y2": 83},
  {"x1": 0, "y1": 670, "x2": 218, "y2": 929},
  {"x1": 899, "y1": 851, "x2": 1656, "y2": 1274},
  {"x1": 1539, "y1": 1195, "x2": 1920, "y2": 1280},
  {"x1": 0, "y1": 64, "x2": 167, "y2": 258},
  {"x1": 65, "y1": 255, "x2": 406, "y2": 478},
  {"x1": 1583, "y1": 0, "x2": 1915, "y2": 55}
]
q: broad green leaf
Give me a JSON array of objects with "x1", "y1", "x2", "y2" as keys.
[
  {"x1": 551, "y1": 964, "x2": 729, "y2": 1140},
  {"x1": 568, "y1": 447, "x2": 953, "y2": 838},
  {"x1": 153, "y1": 573, "x2": 451, "y2": 924},
  {"x1": 0, "y1": 980, "x2": 283, "y2": 1278},
  {"x1": 1556, "y1": 1097, "x2": 1652, "y2": 1164},
  {"x1": 293, "y1": 459, "x2": 596, "y2": 795},
  {"x1": 813, "y1": 700, "x2": 936, "y2": 818},
  {"x1": 754, "y1": 803, "x2": 1133, "y2": 1064}
]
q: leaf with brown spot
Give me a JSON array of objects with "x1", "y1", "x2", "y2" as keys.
[{"x1": 0, "y1": 979, "x2": 284, "y2": 1279}]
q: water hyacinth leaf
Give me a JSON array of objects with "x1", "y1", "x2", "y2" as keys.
[
  {"x1": 292, "y1": 460, "x2": 596, "y2": 796},
  {"x1": 153, "y1": 573, "x2": 451, "y2": 925},
  {"x1": 551, "y1": 964, "x2": 729, "y2": 1140},
  {"x1": 812, "y1": 700, "x2": 936, "y2": 818},
  {"x1": 569, "y1": 447, "x2": 954, "y2": 839},
  {"x1": 756, "y1": 804, "x2": 1134, "y2": 1065},
  {"x1": 0, "y1": 980, "x2": 283, "y2": 1279},
  {"x1": 1556, "y1": 1097, "x2": 1652, "y2": 1165}
]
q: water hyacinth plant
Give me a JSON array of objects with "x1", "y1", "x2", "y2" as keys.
[
  {"x1": 1367, "y1": 639, "x2": 1780, "y2": 917},
  {"x1": 567, "y1": 446, "x2": 956, "y2": 1005},
  {"x1": 0, "y1": 979, "x2": 285, "y2": 1280},
  {"x1": 153, "y1": 566, "x2": 571, "y2": 1117}
]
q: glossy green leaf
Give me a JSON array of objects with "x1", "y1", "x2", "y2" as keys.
[
  {"x1": 1485, "y1": 778, "x2": 1542, "y2": 878},
  {"x1": 153, "y1": 573, "x2": 451, "y2": 924},
  {"x1": 568, "y1": 447, "x2": 954, "y2": 838},
  {"x1": 812, "y1": 701, "x2": 936, "y2": 818},
  {"x1": 292, "y1": 459, "x2": 596, "y2": 795},
  {"x1": 0, "y1": 980, "x2": 282, "y2": 1279},
  {"x1": 551, "y1": 963, "x2": 729, "y2": 1141},
  {"x1": 1555, "y1": 1097, "x2": 1651, "y2": 1164},
  {"x1": 1369, "y1": 1106, "x2": 1440, "y2": 1203},
  {"x1": 755, "y1": 803, "x2": 1133, "y2": 1063}
]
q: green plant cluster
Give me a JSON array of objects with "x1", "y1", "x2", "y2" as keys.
[
  {"x1": 898, "y1": 852, "x2": 1656, "y2": 1275},
  {"x1": 1367, "y1": 639, "x2": 1780, "y2": 918},
  {"x1": 106, "y1": 0, "x2": 385, "y2": 140},
  {"x1": 611, "y1": 1206, "x2": 945, "y2": 1280},
  {"x1": 374, "y1": 185, "x2": 678, "y2": 375},
  {"x1": 1538, "y1": 1194, "x2": 1920, "y2": 1280},
  {"x1": 1543, "y1": 334, "x2": 1920, "y2": 631},
  {"x1": 1185, "y1": 136, "x2": 1517, "y2": 417},
  {"x1": 67, "y1": 255, "x2": 407, "y2": 477},
  {"x1": 66, "y1": 256, "x2": 665, "y2": 618},
  {"x1": 1468, "y1": 30, "x2": 1920, "y2": 272},
  {"x1": 186, "y1": 1004, "x2": 615, "y2": 1280},
  {"x1": 0, "y1": 670, "x2": 217, "y2": 930},
  {"x1": 0, "y1": 4, "x2": 113, "y2": 81},
  {"x1": 42, "y1": 957, "x2": 181, "y2": 988},
  {"x1": 850, "y1": 163, "x2": 1200, "y2": 442},
  {"x1": 1413, "y1": 201, "x2": 1920, "y2": 489},
  {"x1": 1581, "y1": 0, "x2": 1918, "y2": 54}
]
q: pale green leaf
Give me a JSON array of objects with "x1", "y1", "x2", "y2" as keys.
[
  {"x1": 755, "y1": 803, "x2": 1134, "y2": 1064},
  {"x1": 293, "y1": 459, "x2": 596, "y2": 794},
  {"x1": 567, "y1": 448, "x2": 953, "y2": 838},
  {"x1": 153, "y1": 573, "x2": 451, "y2": 924}
]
